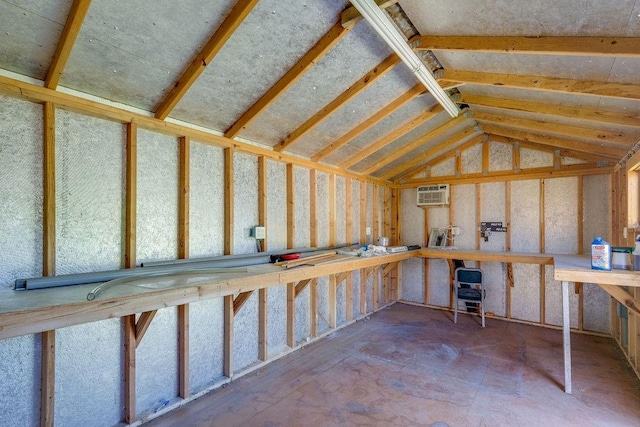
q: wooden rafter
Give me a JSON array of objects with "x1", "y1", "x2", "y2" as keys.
[
  {"x1": 275, "y1": 54, "x2": 401, "y2": 152},
  {"x1": 225, "y1": 22, "x2": 351, "y2": 139},
  {"x1": 154, "y1": 0, "x2": 260, "y2": 120},
  {"x1": 364, "y1": 113, "x2": 471, "y2": 176},
  {"x1": 474, "y1": 111, "x2": 638, "y2": 147},
  {"x1": 44, "y1": 0, "x2": 92, "y2": 89},
  {"x1": 385, "y1": 129, "x2": 481, "y2": 180},
  {"x1": 459, "y1": 94, "x2": 640, "y2": 129},
  {"x1": 439, "y1": 69, "x2": 640, "y2": 101},
  {"x1": 341, "y1": 0, "x2": 398, "y2": 28},
  {"x1": 340, "y1": 105, "x2": 443, "y2": 169},
  {"x1": 312, "y1": 83, "x2": 425, "y2": 162},
  {"x1": 482, "y1": 124, "x2": 628, "y2": 159},
  {"x1": 411, "y1": 35, "x2": 640, "y2": 57}
]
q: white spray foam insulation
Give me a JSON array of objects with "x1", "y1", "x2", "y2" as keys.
[
  {"x1": 136, "y1": 306, "x2": 179, "y2": 415},
  {"x1": 452, "y1": 184, "x2": 476, "y2": 250},
  {"x1": 189, "y1": 141, "x2": 224, "y2": 258},
  {"x1": 520, "y1": 147, "x2": 553, "y2": 169},
  {"x1": 366, "y1": 183, "x2": 373, "y2": 246},
  {"x1": 544, "y1": 265, "x2": 579, "y2": 328},
  {"x1": 0, "y1": 95, "x2": 42, "y2": 287},
  {"x1": 294, "y1": 166, "x2": 310, "y2": 248},
  {"x1": 137, "y1": 129, "x2": 178, "y2": 264},
  {"x1": 268, "y1": 284, "x2": 288, "y2": 355},
  {"x1": 316, "y1": 276, "x2": 331, "y2": 334},
  {"x1": 583, "y1": 283, "x2": 611, "y2": 334},
  {"x1": 233, "y1": 153, "x2": 258, "y2": 255},
  {"x1": 481, "y1": 262, "x2": 506, "y2": 317},
  {"x1": 352, "y1": 270, "x2": 361, "y2": 319},
  {"x1": 401, "y1": 188, "x2": 425, "y2": 246},
  {"x1": 337, "y1": 277, "x2": 346, "y2": 325},
  {"x1": 55, "y1": 109, "x2": 125, "y2": 274},
  {"x1": 295, "y1": 285, "x2": 310, "y2": 344},
  {"x1": 564, "y1": 157, "x2": 587, "y2": 166},
  {"x1": 54, "y1": 319, "x2": 122, "y2": 426},
  {"x1": 0, "y1": 334, "x2": 40, "y2": 427},
  {"x1": 233, "y1": 290, "x2": 259, "y2": 371},
  {"x1": 351, "y1": 179, "x2": 361, "y2": 244},
  {"x1": 336, "y1": 175, "x2": 346, "y2": 245},
  {"x1": 545, "y1": 177, "x2": 578, "y2": 254},
  {"x1": 189, "y1": 298, "x2": 224, "y2": 393},
  {"x1": 583, "y1": 174, "x2": 611, "y2": 249},
  {"x1": 510, "y1": 264, "x2": 542, "y2": 322},
  {"x1": 480, "y1": 182, "x2": 506, "y2": 252},
  {"x1": 266, "y1": 160, "x2": 287, "y2": 251},
  {"x1": 428, "y1": 259, "x2": 451, "y2": 307},
  {"x1": 510, "y1": 180, "x2": 541, "y2": 252},
  {"x1": 316, "y1": 171, "x2": 329, "y2": 248},
  {"x1": 402, "y1": 257, "x2": 424, "y2": 303},
  {"x1": 461, "y1": 143, "x2": 482, "y2": 174},
  {"x1": 489, "y1": 140, "x2": 513, "y2": 171},
  {"x1": 431, "y1": 156, "x2": 455, "y2": 177}
]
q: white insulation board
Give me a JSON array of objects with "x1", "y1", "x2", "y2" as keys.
[
  {"x1": 266, "y1": 160, "x2": 287, "y2": 251},
  {"x1": 189, "y1": 298, "x2": 224, "y2": 393},
  {"x1": 233, "y1": 152, "x2": 258, "y2": 255},
  {"x1": 294, "y1": 166, "x2": 310, "y2": 248},
  {"x1": 234, "y1": 291, "x2": 259, "y2": 372}
]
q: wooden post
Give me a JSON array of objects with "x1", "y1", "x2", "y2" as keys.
[
  {"x1": 125, "y1": 122, "x2": 137, "y2": 269},
  {"x1": 373, "y1": 184, "x2": 379, "y2": 244},
  {"x1": 577, "y1": 176, "x2": 584, "y2": 330},
  {"x1": 540, "y1": 179, "x2": 546, "y2": 324},
  {"x1": 287, "y1": 163, "x2": 295, "y2": 249},
  {"x1": 123, "y1": 315, "x2": 136, "y2": 424},
  {"x1": 310, "y1": 278, "x2": 318, "y2": 337},
  {"x1": 562, "y1": 280, "x2": 573, "y2": 394},
  {"x1": 258, "y1": 156, "x2": 267, "y2": 250},
  {"x1": 329, "y1": 274, "x2": 337, "y2": 328},
  {"x1": 310, "y1": 169, "x2": 317, "y2": 248},
  {"x1": 224, "y1": 148, "x2": 234, "y2": 255},
  {"x1": 258, "y1": 288, "x2": 268, "y2": 361},
  {"x1": 329, "y1": 173, "x2": 336, "y2": 247},
  {"x1": 346, "y1": 272, "x2": 353, "y2": 321},
  {"x1": 345, "y1": 178, "x2": 353, "y2": 245},
  {"x1": 423, "y1": 206, "x2": 430, "y2": 305},
  {"x1": 258, "y1": 156, "x2": 268, "y2": 359},
  {"x1": 177, "y1": 136, "x2": 190, "y2": 398},
  {"x1": 177, "y1": 305, "x2": 189, "y2": 398},
  {"x1": 360, "y1": 180, "x2": 367, "y2": 246},
  {"x1": 506, "y1": 182, "x2": 512, "y2": 319},
  {"x1": 287, "y1": 282, "x2": 295, "y2": 347},
  {"x1": 223, "y1": 295, "x2": 234, "y2": 378}
]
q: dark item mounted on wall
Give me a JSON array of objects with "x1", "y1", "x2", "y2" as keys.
[{"x1": 480, "y1": 222, "x2": 507, "y2": 242}]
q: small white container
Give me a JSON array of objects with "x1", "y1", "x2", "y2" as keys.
[{"x1": 377, "y1": 236, "x2": 389, "y2": 246}]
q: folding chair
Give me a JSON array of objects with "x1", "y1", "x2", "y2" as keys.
[{"x1": 454, "y1": 267, "x2": 486, "y2": 327}]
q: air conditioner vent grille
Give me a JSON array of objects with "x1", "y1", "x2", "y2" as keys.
[{"x1": 417, "y1": 184, "x2": 449, "y2": 206}]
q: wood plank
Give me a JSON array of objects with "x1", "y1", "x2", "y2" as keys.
[
  {"x1": 123, "y1": 315, "x2": 136, "y2": 424},
  {"x1": 335, "y1": 271, "x2": 349, "y2": 286},
  {"x1": 540, "y1": 179, "x2": 546, "y2": 325},
  {"x1": 258, "y1": 156, "x2": 267, "y2": 251},
  {"x1": 287, "y1": 283, "x2": 295, "y2": 347},
  {"x1": 312, "y1": 84, "x2": 425, "y2": 162},
  {"x1": 329, "y1": 173, "x2": 336, "y2": 247},
  {"x1": 513, "y1": 141, "x2": 521, "y2": 172},
  {"x1": 341, "y1": 106, "x2": 442, "y2": 169},
  {"x1": 40, "y1": 330, "x2": 55, "y2": 427},
  {"x1": 562, "y1": 280, "x2": 573, "y2": 394},
  {"x1": 225, "y1": 22, "x2": 350, "y2": 138},
  {"x1": 258, "y1": 288, "x2": 267, "y2": 361},
  {"x1": 179, "y1": 136, "x2": 190, "y2": 259},
  {"x1": 233, "y1": 290, "x2": 254, "y2": 315},
  {"x1": 155, "y1": 0, "x2": 260, "y2": 119},
  {"x1": 341, "y1": 0, "x2": 398, "y2": 27},
  {"x1": 417, "y1": 249, "x2": 554, "y2": 265},
  {"x1": 275, "y1": 54, "x2": 401, "y2": 152},
  {"x1": 600, "y1": 284, "x2": 640, "y2": 316},
  {"x1": 329, "y1": 274, "x2": 337, "y2": 328},
  {"x1": 223, "y1": 294, "x2": 234, "y2": 378},
  {"x1": 224, "y1": 148, "x2": 234, "y2": 255},
  {"x1": 43, "y1": 102, "x2": 56, "y2": 277},
  {"x1": 310, "y1": 169, "x2": 317, "y2": 248},
  {"x1": 460, "y1": 93, "x2": 640, "y2": 129},
  {"x1": 382, "y1": 262, "x2": 397, "y2": 277},
  {"x1": 373, "y1": 185, "x2": 380, "y2": 246},
  {"x1": 346, "y1": 272, "x2": 353, "y2": 322},
  {"x1": 44, "y1": 0, "x2": 92, "y2": 89},
  {"x1": 177, "y1": 304, "x2": 189, "y2": 398},
  {"x1": 475, "y1": 111, "x2": 637, "y2": 147},
  {"x1": 412, "y1": 35, "x2": 640, "y2": 57},
  {"x1": 294, "y1": 278, "x2": 312, "y2": 297},
  {"x1": 506, "y1": 182, "x2": 512, "y2": 319},
  {"x1": 363, "y1": 114, "x2": 469, "y2": 175},
  {"x1": 135, "y1": 310, "x2": 157, "y2": 349},
  {"x1": 507, "y1": 263, "x2": 514, "y2": 319},
  {"x1": 360, "y1": 268, "x2": 367, "y2": 314},
  {"x1": 310, "y1": 278, "x2": 318, "y2": 337},
  {"x1": 440, "y1": 69, "x2": 640, "y2": 101},
  {"x1": 287, "y1": 163, "x2": 295, "y2": 249},
  {"x1": 275, "y1": 252, "x2": 337, "y2": 268},
  {"x1": 125, "y1": 122, "x2": 137, "y2": 269}
]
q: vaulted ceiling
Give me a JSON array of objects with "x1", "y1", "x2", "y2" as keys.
[{"x1": 1, "y1": 0, "x2": 639, "y2": 184}]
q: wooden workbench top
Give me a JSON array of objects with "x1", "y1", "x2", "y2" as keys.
[
  {"x1": 418, "y1": 248, "x2": 554, "y2": 264},
  {"x1": 554, "y1": 254, "x2": 640, "y2": 287}
]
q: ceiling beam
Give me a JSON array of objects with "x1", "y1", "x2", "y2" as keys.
[
  {"x1": 411, "y1": 36, "x2": 640, "y2": 57},
  {"x1": 439, "y1": 69, "x2": 640, "y2": 101},
  {"x1": 44, "y1": 0, "x2": 92, "y2": 89},
  {"x1": 312, "y1": 83, "x2": 425, "y2": 162},
  {"x1": 341, "y1": 0, "x2": 398, "y2": 28},
  {"x1": 474, "y1": 111, "x2": 637, "y2": 147},
  {"x1": 274, "y1": 53, "x2": 401, "y2": 153},
  {"x1": 459, "y1": 94, "x2": 640, "y2": 129},
  {"x1": 225, "y1": 22, "x2": 350, "y2": 139},
  {"x1": 482, "y1": 124, "x2": 627, "y2": 159},
  {"x1": 387, "y1": 130, "x2": 483, "y2": 181},
  {"x1": 340, "y1": 105, "x2": 442, "y2": 169},
  {"x1": 363, "y1": 113, "x2": 471, "y2": 175},
  {"x1": 154, "y1": 0, "x2": 260, "y2": 120}
]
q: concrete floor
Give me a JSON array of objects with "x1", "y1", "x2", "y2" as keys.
[{"x1": 148, "y1": 303, "x2": 640, "y2": 426}]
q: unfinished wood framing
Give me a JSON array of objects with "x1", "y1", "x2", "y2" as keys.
[
  {"x1": 40, "y1": 330, "x2": 55, "y2": 427},
  {"x1": 224, "y1": 294, "x2": 234, "y2": 378},
  {"x1": 287, "y1": 282, "x2": 295, "y2": 347},
  {"x1": 359, "y1": 180, "x2": 367, "y2": 246},
  {"x1": 123, "y1": 315, "x2": 136, "y2": 424},
  {"x1": 540, "y1": 179, "x2": 546, "y2": 324},
  {"x1": 287, "y1": 163, "x2": 295, "y2": 249},
  {"x1": 233, "y1": 291, "x2": 254, "y2": 315},
  {"x1": 179, "y1": 136, "x2": 190, "y2": 259},
  {"x1": 178, "y1": 304, "x2": 189, "y2": 398},
  {"x1": 258, "y1": 156, "x2": 267, "y2": 251},
  {"x1": 424, "y1": 207, "x2": 430, "y2": 305},
  {"x1": 310, "y1": 169, "x2": 318, "y2": 248},
  {"x1": 329, "y1": 173, "x2": 336, "y2": 247},
  {"x1": 258, "y1": 288, "x2": 268, "y2": 361},
  {"x1": 43, "y1": 102, "x2": 56, "y2": 277},
  {"x1": 125, "y1": 122, "x2": 137, "y2": 269},
  {"x1": 224, "y1": 148, "x2": 234, "y2": 255}
]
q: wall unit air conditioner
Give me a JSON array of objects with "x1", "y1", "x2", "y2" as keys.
[{"x1": 417, "y1": 184, "x2": 450, "y2": 206}]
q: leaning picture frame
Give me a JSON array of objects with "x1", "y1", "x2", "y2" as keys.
[{"x1": 427, "y1": 228, "x2": 448, "y2": 248}]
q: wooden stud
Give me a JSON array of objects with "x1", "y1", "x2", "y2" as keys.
[
  {"x1": 329, "y1": 275, "x2": 337, "y2": 328},
  {"x1": 513, "y1": 141, "x2": 521, "y2": 173},
  {"x1": 577, "y1": 176, "x2": 584, "y2": 330},
  {"x1": 275, "y1": 54, "x2": 400, "y2": 152},
  {"x1": 123, "y1": 315, "x2": 136, "y2": 424},
  {"x1": 223, "y1": 295, "x2": 234, "y2": 378},
  {"x1": 312, "y1": 84, "x2": 424, "y2": 162},
  {"x1": 224, "y1": 148, "x2": 234, "y2": 255},
  {"x1": 476, "y1": 183, "x2": 482, "y2": 251},
  {"x1": 482, "y1": 139, "x2": 490, "y2": 176},
  {"x1": 359, "y1": 180, "x2": 367, "y2": 246},
  {"x1": 287, "y1": 163, "x2": 295, "y2": 249},
  {"x1": 310, "y1": 278, "x2": 318, "y2": 337},
  {"x1": 258, "y1": 156, "x2": 267, "y2": 251},
  {"x1": 346, "y1": 272, "x2": 353, "y2": 322},
  {"x1": 177, "y1": 304, "x2": 189, "y2": 398},
  {"x1": 125, "y1": 122, "x2": 137, "y2": 269},
  {"x1": 44, "y1": 0, "x2": 92, "y2": 89},
  {"x1": 310, "y1": 169, "x2": 317, "y2": 248},
  {"x1": 345, "y1": 178, "x2": 353, "y2": 245},
  {"x1": 360, "y1": 268, "x2": 367, "y2": 314},
  {"x1": 373, "y1": 185, "x2": 379, "y2": 245},
  {"x1": 178, "y1": 136, "x2": 190, "y2": 259},
  {"x1": 329, "y1": 173, "x2": 336, "y2": 247},
  {"x1": 373, "y1": 267, "x2": 379, "y2": 310},
  {"x1": 155, "y1": 0, "x2": 260, "y2": 119},
  {"x1": 43, "y1": 102, "x2": 56, "y2": 277},
  {"x1": 287, "y1": 282, "x2": 295, "y2": 347},
  {"x1": 40, "y1": 330, "x2": 55, "y2": 427},
  {"x1": 424, "y1": 206, "x2": 430, "y2": 305},
  {"x1": 540, "y1": 179, "x2": 546, "y2": 325},
  {"x1": 258, "y1": 288, "x2": 267, "y2": 361},
  {"x1": 225, "y1": 22, "x2": 350, "y2": 138}
]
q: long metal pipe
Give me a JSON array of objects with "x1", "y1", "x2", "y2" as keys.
[{"x1": 140, "y1": 247, "x2": 316, "y2": 267}]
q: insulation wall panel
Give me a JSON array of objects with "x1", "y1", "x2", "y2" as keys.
[
  {"x1": 317, "y1": 276, "x2": 331, "y2": 334},
  {"x1": 266, "y1": 160, "x2": 287, "y2": 251},
  {"x1": 55, "y1": 109, "x2": 125, "y2": 273},
  {"x1": 461, "y1": 143, "x2": 482, "y2": 175},
  {"x1": 521, "y1": 147, "x2": 552, "y2": 169},
  {"x1": 452, "y1": 184, "x2": 476, "y2": 250},
  {"x1": 234, "y1": 291, "x2": 259, "y2": 371},
  {"x1": 544, "y1": 265, "x2": 579, "y2": 328},
  {"x1": 545, "y1": 177, "x2": 578, "y2": 254},
  {"x1": 0, "y1": 95, "x2": 42, "y2": 288},
  {"x1": 267, "y1": 284, "x2": 288, "y2": 355},
  {"x1": 351, "y1": 179, "x2": 361, "y2": 244},
  {"x1": 511, "y1": 264, "x2": 542, "y2": 322},
  {"x1": 233, "y1": 153, "x2": 258, "y2": 255},
  {"x1": 336, "y1": 175, "x2": 346, "y2": 246},
  {"x1": 489, "y1": 140, "x2": 513, "y2": 171},
  {"x1": 295, "y1": 286, "x2": 311, "y2": 344},
  {"x1": 294, "y1": 166, "x2": 310, "y2": 248},
  {"x1": 510, "y1": 180, "x2": 541, "y2": 253},
  {"x1": 316, "y1": 171, "x2": 329, "y2": 248},
  {"x1": 189, "y1": 298, "x2": 224, "y2": 393},
  {"x1": 402, "y1": 257, "x2": 424, "y2": 303},
  {"x1": 431, "y1": 157, "x2": 455, "y2": 177}
]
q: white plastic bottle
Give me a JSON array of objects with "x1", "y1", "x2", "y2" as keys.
[{"x1": 591, "y1": 236, "x2": 611, "y2": 271}]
